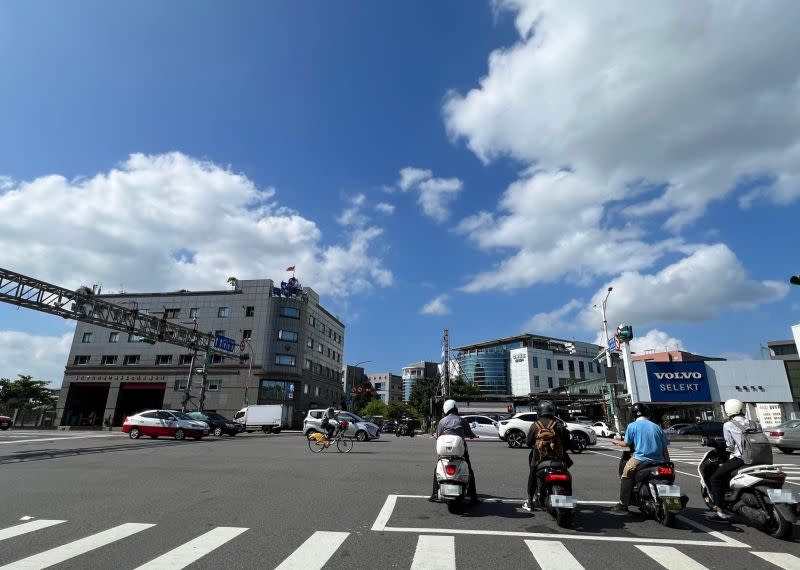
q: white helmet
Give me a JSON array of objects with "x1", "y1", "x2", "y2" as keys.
[
  {"x1": 724, "y1": 398, "x2": 744, "y2": 417},
  {"x1": 443, "y1": 399, "x2": 457, "y2": 414}
]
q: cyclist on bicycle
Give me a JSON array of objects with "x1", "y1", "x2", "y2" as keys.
[{"x1": 321, "y1": 407, "x2": 338, "y2": 440}]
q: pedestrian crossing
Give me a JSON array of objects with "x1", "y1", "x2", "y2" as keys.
[{"x1": 1, "y1": 518, "x2": 799, "y2": 569}]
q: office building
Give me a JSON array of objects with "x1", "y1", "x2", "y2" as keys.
[
  {"x1": 368, "y1": 373, "x2": 403, "y2": 404},
  {"x1": 401, "y1": 361, "x2": 439, "y2": 403}
]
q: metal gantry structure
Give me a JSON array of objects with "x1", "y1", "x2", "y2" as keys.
[{"x1": 0, "y1": 267, "x2": 235, "y2": 411}]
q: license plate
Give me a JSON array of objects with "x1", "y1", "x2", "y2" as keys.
[
  {"x1": 662, "y1": 497, "x2": 682, "y2": 511},
  {"x1": 440, "y1": 484, "x2": 461, "y2": 497},
  {"x1": 767, "y1": 489, "x2": 797, "y2": 504},
  {"x1": 549, "y1": 495, "x2": 575, "y2": 509},
  {"x1": 657, "y1": 484, "x2": 681, "y2": 497}
]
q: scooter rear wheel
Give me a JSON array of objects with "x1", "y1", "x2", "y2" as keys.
[
  {"x1": 556, "y1": 508, "x2": 572, "y2": 527},
  {"x1": 447, "y1": 499, "x2": 460, "y2": 514},
  {"x1": 766, "y1": 508, "x2": 793, "y2": 539},
  {"x1": 655, "y1": 501, "x2": 674, "y2": 527}
]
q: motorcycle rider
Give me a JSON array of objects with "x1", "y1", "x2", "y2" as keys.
[
  {"x1": 320, "y1": 407, "x2": 338, "y2": 440},
  {"x1": 522, "y1": 400, "x2": 572, "y2": 512},
  {"x1": 429, "y1": 399, "x2": 479, "y2": 503},
  {"x1": 612, "y1": 402, "x2": 670, "y2": 513},
  {"x1": 710, "y1": 398, "x2": 749, "y2": 521}
]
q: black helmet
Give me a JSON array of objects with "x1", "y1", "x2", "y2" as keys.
[
  {"x1": 537, "y1": 400, "x2": 556, "y2": 417},
  {"x1": 631, "y1": 402, "x2": 650, "y2": 418}
]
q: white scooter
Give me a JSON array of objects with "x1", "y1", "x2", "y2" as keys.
[
  {"x1": 698, "y1": 436, "x2": 799, "y2": 539},
  {"x1": 435, "y1": 434, "x2": 471, "y2": 513}
]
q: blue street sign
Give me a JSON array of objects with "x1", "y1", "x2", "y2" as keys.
[
  {"x1": 213, "y1": 335, "x2": 237, "y2": 352},
  {"x1": 607, "y1": 338, "x2": 618, "y2": 353}
]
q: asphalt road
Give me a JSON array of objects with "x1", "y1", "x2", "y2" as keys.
[{"x1": 1, "y1": 429, "x2": 800, "y2": 569}]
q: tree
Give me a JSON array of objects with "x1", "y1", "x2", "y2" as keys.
[
  {"x1": 0, "y1": 375, "x2": 57, "y2": 411},
  {"x1": 449, "y1": 375, "x2": 481, "y2": 398},
  {"x1": 360, "y1": 400, "x2": 387, "y2": 419},
  {"x1": 408, "y1": 375, "x2": 440, "y2": 431},
  {"x1": 387, "y1": 402, "x2": 410, "y2": 421}
]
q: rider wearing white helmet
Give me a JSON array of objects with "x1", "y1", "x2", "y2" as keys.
[
  {"x1": 429, "y1": 399, "x2": 479, "y2": 503},
  {"x1": 710, "y1": 398, "x2": 748, "y2": 521}
]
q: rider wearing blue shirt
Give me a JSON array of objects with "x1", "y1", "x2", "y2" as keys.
[{"x1": 612, "y1": 402, "x2": 670, "y2": 512}]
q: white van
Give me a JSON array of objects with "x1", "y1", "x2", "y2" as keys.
[{"x1": 233, "y1": 404, "x2": 292, "y2": 434}]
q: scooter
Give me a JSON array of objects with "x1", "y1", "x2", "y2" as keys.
[
  {"x1": 536, "y1": 459, "x2": 575, "y2": 527},
  {"x1": 619, "y1": 448, "x2": 688, "y2": 526},
  {"x1": 396, "y1": 422, "x2": 416, "y2": 437},
  {"x1": 569, "y1": 432, "x2": 586, "y2": 454},
  {"x1": 698, "y1": 436, "x2": 798, "y2": 539},
  {"x1": 435, "y1": 434, "x2": 471, "y2": 513}
]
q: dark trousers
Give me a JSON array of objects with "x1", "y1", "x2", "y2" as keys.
[
  {"x1": 527, "y1": 449, "x2": 572, "y2": 503},
  {"x1": 432, "y1": 447, "x2": 477, "y2": 499},
  {"x1": 710, "y1": 457, "x2": 744, "y2": 508}
]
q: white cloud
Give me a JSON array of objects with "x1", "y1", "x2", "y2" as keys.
[
  {"x1": 0, "y1": 330, "x2": 74, "y2": 386},
  {"x1": 445, "y1": 1, "x2": 800, "y2": 229},
  {"x1": 524, "y1": 299, "x2": 583, "y2": 333},
  {"x1": 421, "y1": 294, "x2": 450, "y2": 316},
  {"x1": 627, "y1": 329, "x2": 684, "y2": 355},
  {"x1": 337, "y1": 193, "x2": 368, "y2": 227},
  {"x1": 397, "y1": 166, "x2": 463, "y2": 223},
  {"x1": 375, "y1": 202, "x2": 395, "y2": 215},
  {"x1": 0, "y1": 152, "x2": 392, "y2": 297}
]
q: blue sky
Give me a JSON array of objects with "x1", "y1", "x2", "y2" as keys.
[{"x1": 1, "y1": 1, "x2": 799, "y2": 385}]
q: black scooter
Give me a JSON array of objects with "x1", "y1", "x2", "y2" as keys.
[
  {"x1": 536, "y1": 459, "x2": 575, "y2": 527},
  {"x1": 396, "y1": 422, "x2": 415, "y2": 437},
  {"x1": 569, "y1": 432, "x2": 586, "y2": 454},
  {"x1": 618, "y1": 448, "x2": 688, "y2": 526}
]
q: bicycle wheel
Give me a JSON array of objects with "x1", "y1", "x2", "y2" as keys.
[
  {"x1": 307, "y1": 435, "x2": 326, "y2": 453},
  {"x1": 336, "y1": 437, "x2": 353, "y2": 453}
]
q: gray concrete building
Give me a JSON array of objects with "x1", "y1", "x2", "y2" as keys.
[
  {"x1": 402, "y1": 361, "x2": 439, "y2": 403},
  {"x1": 56, "y1": 278, "x2": 344, "y2": 429},
  {"x1": 368, "y1": 373, "x2": 402, "y2": 404}
]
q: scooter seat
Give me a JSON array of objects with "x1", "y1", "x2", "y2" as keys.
[{"x1": 536, "y1": 460, "x2": 568, "y2": 471}]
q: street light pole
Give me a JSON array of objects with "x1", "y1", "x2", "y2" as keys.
[
  {"x1": 242, "y1": 338, "x2": 254, "y2": 406},
  {"x1": 595, "y1": 287, "x2": 621, "y2": 432},
  {"x1": 600, "y1": 287, "x2": 613, "y2": 368}
]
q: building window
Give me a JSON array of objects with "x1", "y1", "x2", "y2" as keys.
[
  {"x1": 101, "y1": 355, "x2": 117, "y2": 365},
  {"x1": 245, "y1": 306, "x2": 255, "y2": 317},
  {"x1": 156, "y1": 354, "x2": 172, "y2": 365},
  {"x1": 320, "y1": 323, "x2": 326, "y2": 334},
  {"x1": 174, "y1": 379, "x2": 188, "y2": 390},
  {"x1": 309, "y1": 315, "x2": 316, "y2": 326},
  {"x1": 532, "y1": 356, "x2": 538, "y2": 368},
  {"x1": 548, "y1": 377, "x2": 554, "y2": 389},
  {"x1": 307, "y1": 337, "x2": 313, "y2": 349},
  {"x1": 304, "y1": 359, "x2": 312, "y2": 370},
  {"x1": 189, "y1": 308, "x2": 199, "y2": 319},
  {"x1": 534, "y1": 375, "x2": 540, "y2": 388},
  {"x1": 208, "y1": 379, "x2": 222, "y2": 391},
  {"x1": 318, "y1": 343, "x2": 323, "y2": 353},
  {"x1": 218, "y1": 307, "x2": 230, "y2": 318},
  {"x1": 73, "y1": 355, "x2": 90, "y2": 365},
  {"x1": 214, "y1": 330, "x2": 225, "y2": 338},
  {"x1": 211, "y1": 355, "x2": 224, "y2": 364},
  {"x1": 588, "y1": 362, "x2": 594, "y2": 374},
  {"x1": 109, "y1": 332, "x2": 120, "y2": 343},
  {"x1": 128, "y1": 334, "x2": 141, "y2": 343},
  {"x1": 82, "y1": 332, "x2": 93, "y2": 343},
  {"x1": 557, "y1": 360, "x2": 564, "y2": 371},
  {"x1": 179, "y1": 354, "x2": 193, "y2": 365},
  {"x1": 304, "y1": 384, "x2": 309, "y2": 394},
  {"x1": 315, "y1": 386, "x2": 320, "y2": 397},
  {"x1": 275, "y1": 354, "x2": 296, "y2": 366},
  {"x1": 164, "y1": 308, "x2": 180, "y2": 319},
  {"x1": 280, "y1": 306, "x2": 300, "y2": 319},
  {"x1": 123, "y1": 355, "x2": 140, "y2": 365},
  {"x1": 327, "y1": 348, "x2": 332, "y2": 358},
  {"x1": 242, "y1": 329, "x2": 252, "y2": 340},
  {"x1": 546, "y1": 358, "x2": 552, "y2": 370},
  {"x1": 278, "y1": 330, "x2": 298, "y2": 342}
]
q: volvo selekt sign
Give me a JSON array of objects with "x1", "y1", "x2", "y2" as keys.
[{"x1": 645, "y1": 361, "x2": 711, "y2": 403}]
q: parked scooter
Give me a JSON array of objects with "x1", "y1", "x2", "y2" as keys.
[
  {"x1": 698, "y1": 436, "x2": 798, "y2": 539},
  {"x1": 396, "y1": 421, "x2": 415, "y2": 437},
  {"x1": 434, "y1": 434, "x2": 471, "y2": 513},
  {"x1": 569, "y1": 432, "x2": 586, "y2": 454},
  {"x1": 535, "y1": 459, "x2": 575, "y2": 527},
  {"x1": 618, "y1": 448, "x2": 688, "y2": 526}
]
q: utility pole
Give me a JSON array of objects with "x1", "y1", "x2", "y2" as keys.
[
  {"x1": 595, "y1": 287, "x2": 622, "y2": 433},
  {"x1": 442, "y1": 329, "x2": 450, "y2": 398}
]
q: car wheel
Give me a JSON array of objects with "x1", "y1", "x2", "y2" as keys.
[
  {"x1": 129, "y1": 427, "x2": 141, "y2": 439},
  {"x1": 355, "y1": 430, "x2": 368, "y2": 442},
  {"x1": 506, "y1": 429, "x2": 526, "y2": 448},
  {"x1": 778, "y1": 447, "x2": 795, "y2": 454},
  {"x1": 213, "y1": 427, "x2": 223, "y2": 437},
  {"x1": 574, "y1": 432, "x2": 589, "y2": 447},
  {"x1": 174, "y1": 428, "x2": 185, "y2": 441}
]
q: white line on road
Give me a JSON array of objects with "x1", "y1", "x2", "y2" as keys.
[
  {"x1": 274, "y1": 531, "x2": 349, "y2": 570},
  {"x1": 371, "y1": 494, "x2": 399, "y2": 531},
  {"x1": 0, "y1": 434, "x2": 124, "y2": 445},
  {"x1": 133, "y1": 527, "x2": 248, "y2": 569},
  {"x1": 751, "y1": 551, "x2": 800, "y2": 569},
  {"x1": 0, "y1": 520, "x2": 65, "y2": 541},
  {"x1": 526, "y1": 540, "x2": 584, "y2": 569},
  {"x1": 0, "y1": 522, "x2": 155, "y2": 569},
  {"x1": 410, "y1": 535, "x2": 454, "y2": 570},
  {"x1": 636, "y1": 545, "x2": 709, "y2": 569}
]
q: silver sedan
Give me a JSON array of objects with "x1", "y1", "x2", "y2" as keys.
[{"x1": 767, "y1": 419, "x2": 800, "y2": 454}]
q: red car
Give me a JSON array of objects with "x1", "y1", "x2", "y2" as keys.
[
  {"x1": 0, "y1": 415, "x2": 10, "y2": 430},
  {"x1": 122, "y1": 410, "x2": 209, "y2": 440}
]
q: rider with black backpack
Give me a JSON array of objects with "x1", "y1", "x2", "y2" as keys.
[{"x1": 523, "y1": 400, "x2": 573, "y2": 511}]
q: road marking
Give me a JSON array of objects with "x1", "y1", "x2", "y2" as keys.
[
  {"x1": 0, "y1": 522, "x2": 155, "y2": 569},
  {"x1": 133, "y1": 527, "x2": 248, "y2": 569},
  {"x1": 751, "y1": 551, "x2": 800, "y2": 569},
  {"x1": 371, "y1": 494, "x2": 399, "y2": 531},
  {"x1": 0, "y1": 434, "x2": 123, "y2": 445},
  {"x1": 525, "y1": 540, "x2": 584, "y2": 569},
  {"x1": 674, "y1": 515, "x2": 749, "y2": 548},
  {"x1": 636, "y1": 545, "x2": 709, "y2": 569},
  {"x1": 274, "y1": 531, "x2": 349, "y2": 570},
  {"x1": 0, "y1": 520, "x2": 65, "y2": 541},
  {"x1": 410, "y1": 535, "x2": 454, "y2": 570}
]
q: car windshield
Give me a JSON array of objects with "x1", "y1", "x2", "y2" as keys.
[
  {"x1": 204, "y1": 412, "x2": 226, "y2": 421},
  {"x1": 779, "y1": 420, "x2": 800, "y2": 429},
  {"x1": 345, "y1": 413, "x2": 364, "y2": 422},
  {"x1": 172, "y1": 412, "x2": 193, "y2": 420}
]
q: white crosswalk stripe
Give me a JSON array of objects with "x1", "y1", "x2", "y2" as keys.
[
  {"x1": 526, "y1": 539, "x2": 584, "y2": 569},
  {"x1": 636, "y1": 545, "x2": 709, "y2": 569},
  {"x1": 410, "y1": 535, "x2": 455, "y2": 570},
  {"x1": 133, "y1": 526, "x2": 248, "y2": 569},
  {"x1": 751, "y1": 551, "x2": 800, "y2": 569},
  {"x1": 0, "y1": 523, "x2": 155, "y2": 569},
  {"x1": 0, "y1": 520, "x2": 65, "y2": 542},
  {"x1": 274, "y1": 531, "x2": 349, "y2": 570}
]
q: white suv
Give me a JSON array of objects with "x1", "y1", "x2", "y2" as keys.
[
  {"x1": 498, "y1": 412, "x2": 597, "y2": 449},
  {"x1": 303, "y1": 410, "x2": 381, "y2": 442}
]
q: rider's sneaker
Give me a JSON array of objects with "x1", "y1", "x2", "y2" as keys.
[
  {"x1": 427, "y1": 494, "x2": 438, "y2": 503},
  {"x1": 710, "y1": 512, "x2": 732, "y2": 521},
  {"x1": 521, "y1": 500, "x2": 533, "y2": 512}
]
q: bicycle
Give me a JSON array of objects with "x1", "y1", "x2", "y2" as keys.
[{"x1": 307, "y1": 420, "x2": 354, "y2": 453}]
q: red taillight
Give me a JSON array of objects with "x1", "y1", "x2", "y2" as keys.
[
  {"x1": 759, "y1": 471, "x2": 786, "y2": 481},
  {"x1": 445, "y1": 463, "x2": 457, "y2": 476},
  {"x1": 769, "y1": 431, "x2": 784, "y2": 437},
  {"x1": 656, "y1": 466, "x2": 674, "y2": 476},
  {"x1": 544, "y1": 473, "x2": 570, "y2": 483}
]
